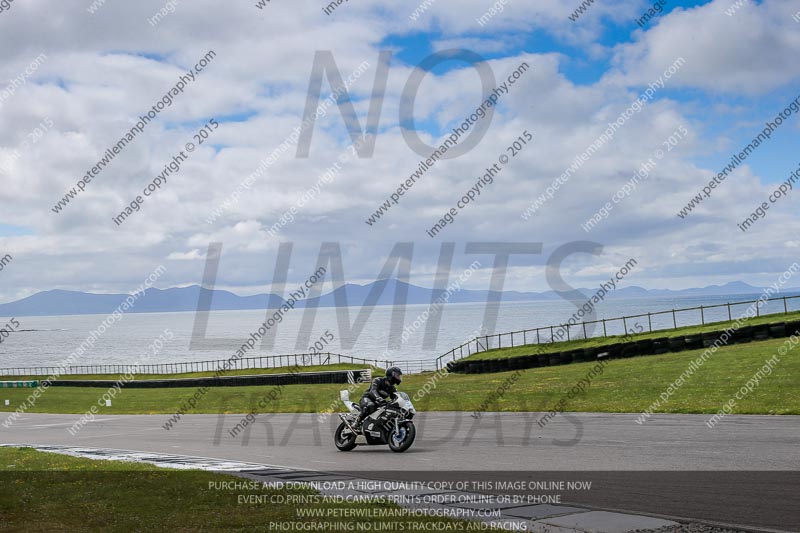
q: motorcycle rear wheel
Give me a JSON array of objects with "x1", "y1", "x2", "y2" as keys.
[
  {"x1": 335, "y1": 421, "x2": 358, "y2": 451},
  {"x1": 388, "y1": 422, "x2": 415, "y2": 453}
]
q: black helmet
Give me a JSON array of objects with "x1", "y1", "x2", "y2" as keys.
[{"x1": 386, "y1": 366, "x2": 403, "y2": 385}]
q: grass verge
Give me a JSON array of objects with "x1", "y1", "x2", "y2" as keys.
[
  {"x1": 0, "y1": 363, "x2": 373, "y2": 382},
  {"x1": 0, "y1": 447, "x2": 493, "y2": 532},
  {"x1": 462, "y1": 310, "x2": 800, "y2": 361},
  {"x1": 0, "y1": 337, "x2": 796, "y2": 416}
]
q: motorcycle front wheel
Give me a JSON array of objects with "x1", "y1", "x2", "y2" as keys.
[
  {"x1": 334, "y1": 421, "x2": 358, "y2": 451},
  {"x1": 388, "y1": 421, "x2": 416, "y2": 453}
]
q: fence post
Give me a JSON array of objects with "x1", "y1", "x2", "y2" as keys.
[
  {"x1": 727, "y1": 303, "x2": 732, "y2": 321},
  {"x1": 602, "y1": 319, "x2": 607, "y2": 337},
  {"x1": 700, "y1": 306, "x2": 705, "y2": 325},
  {"x1": 549, "y1": 326, "x2": 554, "y2": 342},
  {"x1": 784, "y1": 297, "x2": 788, "y2": 314},
  {"x1": 536, "y1": 329, "x2": 540, "y2": 344},
  {"x1": 672, "y1": 310, "x2": 677, "y2": 329},
  {"x1": 647, "y1": 313, "x2": 652, "y2": 332},
  {"x1": 523, "y1": 330, "x2": 526, "y2": 345},
  {"x1": 623, "y1": 317, "x2": 627, "y2": 335},
  {"x1": 566, "y1": 326, "x2": 570, "y2": 341}
]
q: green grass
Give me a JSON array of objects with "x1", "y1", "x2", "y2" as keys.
[
  {"x1": 0, "y1": 447, "x2": 493, "y2": 532},
  {"x1": 462, "y1": 310, "x2": 800, "y2": 361},
  {"x1": 1, "y1": 337, "x2": 797, "y2": 416},
  {"x1": 0, "y1": 363, "x2": 374, "y2": 382},
  {"x1": 413, "y1": 337, "x2": 798, "y2": 415}
]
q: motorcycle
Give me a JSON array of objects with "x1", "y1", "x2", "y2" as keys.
[{"x1": 334, "y1": 389, "x2": 417, "y2": 453}]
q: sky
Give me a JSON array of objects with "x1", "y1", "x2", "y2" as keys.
[{"x1": 0, "y1": 0, "x2": 799, "y2": 303}]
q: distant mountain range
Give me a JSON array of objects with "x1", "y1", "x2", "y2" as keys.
[{"x1": 0, "y1": 280, "x2": 795, "y2": 317}]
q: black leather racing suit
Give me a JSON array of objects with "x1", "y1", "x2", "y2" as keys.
[{"x1": 356, "y1": 377, "x2": 396, "y2": 426}]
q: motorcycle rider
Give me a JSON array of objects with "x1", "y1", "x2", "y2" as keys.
[{"x1": 354, "y1": 366, "x2": 403, "y2": 432}]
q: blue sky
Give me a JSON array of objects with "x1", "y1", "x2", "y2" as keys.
[
  {"x1": 375, "y1": 0, "x2": 797, "y2": 185},
  {"x1": 0, "y1": 0, "x2": 799, "y2": 302}
]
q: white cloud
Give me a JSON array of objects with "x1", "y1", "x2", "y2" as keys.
[
  {"x1": 608, "y1": 0, "x2": 800, "y2": 94},
  {"x1": 0, "y1": 0, "x2": 798, "y2": 304},
  {"x1": 166, "y1": 249, "x2": 205, "y2": 261}
]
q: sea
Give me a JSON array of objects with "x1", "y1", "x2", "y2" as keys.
[{"x1": 1, "y1": 293, "x2": 798, "y2": 372}]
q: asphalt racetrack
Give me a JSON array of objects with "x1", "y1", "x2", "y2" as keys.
[{"x1": 4, "y1": 412, "x2": 799, "y2": 530}]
